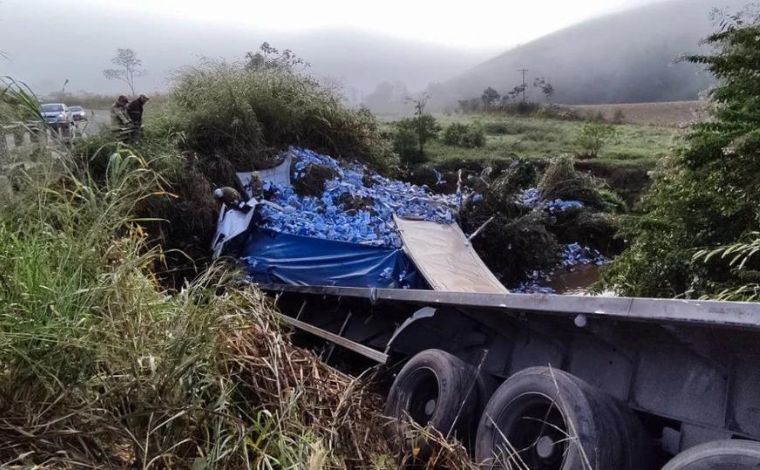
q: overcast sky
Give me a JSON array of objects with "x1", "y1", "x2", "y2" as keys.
[
  {"x1": 63, "y1": 0, "x2": 658, "y2": 49},
  {"x1": 0, "y1": 0, "x2": 670, "y2": 95}
]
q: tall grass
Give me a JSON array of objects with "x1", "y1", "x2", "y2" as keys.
[
  {"x1": 0, "y1": 137, "x2": 396, "y2": 468},
  {"x1": 169, "y1": 59, "x2": 394, "y2": 170},
  {"x1": 1, "y1": 77, "x2": 42, "y2": 124}
]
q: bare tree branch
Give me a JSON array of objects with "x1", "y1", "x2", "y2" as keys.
[{"x1": 103, "y1": 48, "x2": 147, "y2": 96}]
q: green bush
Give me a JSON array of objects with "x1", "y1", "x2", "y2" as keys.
[
  {"x1": 170, "y1": 60, "x2": 393, "y2": 170},
  {"x1": 392, "y1": 115, "x2": 440, "y2": 165},
  {"x1": 574, "y1": 121, "x2": 619, "y2": 158},
  {"x1": 393, "y1": 124, "x2": 424, "y2": 165},
  {"x1": 442, "y1": 123, "x2": 485, "y2": 148},
  {"x1": 602, "y1": 14, "x2": 760, "y2": 299},
  {"x1": 443, "y1": 123, "x2": 469, "y2": 146}
]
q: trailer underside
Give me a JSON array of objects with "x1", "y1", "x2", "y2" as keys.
[{"x1": 264, "y1": 283, "x2": 760, "y2": 465}]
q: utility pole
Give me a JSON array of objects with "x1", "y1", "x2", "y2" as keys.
[{"x1": 518, "y1": 69, "x2": 528, "y2": 102}]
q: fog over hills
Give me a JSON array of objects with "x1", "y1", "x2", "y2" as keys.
[
  {"x1": 0, "y1": 1, "x2": 494, "y2": 101},
  {"x1": 431, "y1": 0, "x2": 749, "y2": 107},
  {"x1": 0, "y1": 0, "x2": 752, "y2": 108}
]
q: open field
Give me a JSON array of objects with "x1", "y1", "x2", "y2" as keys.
[
  {"x1": 567, "y1": 100, "x2": 708, "y2": 127},
  {"x1": 421, "y1": 113, "x2": 682, "y2": 168}
]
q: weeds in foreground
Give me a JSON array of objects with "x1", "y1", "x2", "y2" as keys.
[
  {"x1": 0, "y1": 145, "x2": 406, "y2": 468},
  {"x1": 0, "y1": 139, "x2": 473, "y2": 468}
]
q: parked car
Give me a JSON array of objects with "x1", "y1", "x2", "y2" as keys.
[
  {"x1": 68, "y1": 105, "x2": 87, "y2": 122},
  {"x1": 39, "y1": 103, "x2": 71, "y2": 130}
]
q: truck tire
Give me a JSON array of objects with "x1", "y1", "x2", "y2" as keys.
[
  {"x1": 384, "y1": 349, "x2": 478, "y2": 439},
  {"x1": 662, "y1": 439, "x2": 760, "y2": 469},
  {"x1": 474, "y1": 367, "x2": 652, "y2": 470}
]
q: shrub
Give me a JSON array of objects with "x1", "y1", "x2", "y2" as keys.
[
  {"x1": 443, "y1": 123, "x2": 468, "y2": 146},
  {"x1": 442, "y1": 123, "x2": 485, "y2": 148},
  {"x1": 393, "y1": 124, "x2": 424, "y2": 165},
  {"x1": 393, "y1": 115, "x2": 440, "y2": 165},
  {"x1": 574, "y1": 121, "x2": 619, "y2": 158},
  {"x1": 461, "y1": 125, "x2": 486, "y2": 148},
  {"x1": 170, "y1": 59, "x2": 393, "y2": 171}
]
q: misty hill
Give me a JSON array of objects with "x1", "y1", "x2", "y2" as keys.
[
  {"x1": 433, "y1": 0, "x2": 747, "y2": 106},
  {"x1": 0, "y1": 1, "x2": 493, "y2": 101}
]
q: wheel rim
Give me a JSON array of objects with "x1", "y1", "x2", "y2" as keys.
[
  {"x1": 406, "y1": 368, "x2": 440, "y2": 424},
  {"x1": 488, "y1": 392, "x2": 570, "y2": 470}
]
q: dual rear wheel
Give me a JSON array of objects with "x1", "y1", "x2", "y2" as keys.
[
  {"x1": 474, "y1": 367, "x2": 652, "y2": 469},
  {"x1": 385, "y1": 350, "x2": 652, "y2": 469}
]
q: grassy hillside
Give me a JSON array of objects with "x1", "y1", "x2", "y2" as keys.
[{"x1": 430, "y1": 0, "x2": 745, "y2": 108}]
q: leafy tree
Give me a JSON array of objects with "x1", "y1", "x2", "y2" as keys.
[
  {"x1": 404, "y1": 94, "x2": 440, "y2": 157},
  {"x1": 602, "y1": 8, "x2": 760, "y2": 299},
  {"x1": 481, "y1": 87, "x2": 500, "y2": 110},
  {"x1": 533, "y1": 77, "x2": 555, "y2": 103},
  {"x1": 103, "y1": 48, "x2": 146, "y2": 95},
  {"x1": 506, "y1": 84, "x2": 526, "y2": 102}
]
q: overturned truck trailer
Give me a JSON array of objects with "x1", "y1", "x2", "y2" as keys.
[{"x1": 214, "y1": 150, "x2": 760, "y2": 469}]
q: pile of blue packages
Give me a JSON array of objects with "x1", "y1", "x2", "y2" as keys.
[
  {"x1": 256, "y1": 147, "x2": 460, "y2": 249},
  {"x1": 560, "y1": 243, "x2": 607, "y2": 268},
  {"x1": 517, "y1": 187, "x2": 584, "y2": 213}
]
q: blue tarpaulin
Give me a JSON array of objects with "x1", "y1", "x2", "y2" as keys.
[{"x1": 242, "y1": 228, "x2": 424, "y2": 288}]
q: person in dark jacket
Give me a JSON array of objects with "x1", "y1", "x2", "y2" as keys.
[{"x1": 126, "y1": 94, "x2": 149, "y2": 126}]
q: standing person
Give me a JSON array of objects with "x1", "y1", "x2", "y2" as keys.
[
  {"x1": 110, "y1": 95, "x2": 132, "y2": 141},
  {"x1": 126, "y1": 94, "x2": 149, "y2": 140}
]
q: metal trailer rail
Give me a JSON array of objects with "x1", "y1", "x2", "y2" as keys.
[
  {"x1": 262, "y1": 282, "x2": 760, "y2": 468},
  {"x1": 264, "y1": 283, "x2": 760, "y2": 332}
]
